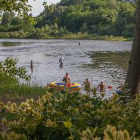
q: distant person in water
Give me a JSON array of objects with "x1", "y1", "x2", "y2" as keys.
[
  {"x1": 59, "y1": 56, "x2": 64, "y2": 67},
  {"x1": 59, "y1": 64, "x2": 63, "y2": 69},
  {"x1": 83, "y1": 78, "x2": 91, "y2": 93},
  {"x1": 30, "y1": 60, "x2": 33, "y2": 72},
  {"x1": 97, "y1": 81, "x2": 106, "y2": 92},
  {"x1": 79, "y1": 42, "x2": 80, "y2": 46},
  {"x1": 117, "y1": 83, "x2": 124, "y2": 90},
  {"x1": 116, "y1": 83, "x2": 124, "y2": 94}
]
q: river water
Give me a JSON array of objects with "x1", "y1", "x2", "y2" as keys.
[{"x1": 0, "y1": 39, "x2": 132, "y2": 90}]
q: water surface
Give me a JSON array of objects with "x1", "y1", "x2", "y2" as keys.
[{"x1": 0, "y1": 39, "x2": 132, "y2": 91}]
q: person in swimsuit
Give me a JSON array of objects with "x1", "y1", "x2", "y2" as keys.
[
  {"x1": 84, "y1": 78, "x2": 91, "y2": 93},
  {"x1": 97, "y1": 81, "x2": 106, "y2": 92},
  {"x1": 63, "y1": 73, "x2": 71, "y2": 88}
]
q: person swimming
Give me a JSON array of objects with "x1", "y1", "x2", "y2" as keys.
[{"x1": 115, "y1": 83, "x2": 124, "y2": 94}]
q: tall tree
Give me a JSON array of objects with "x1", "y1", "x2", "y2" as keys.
[{"x1": 125, "y1": 0, "x2": 140, "y2": 96}]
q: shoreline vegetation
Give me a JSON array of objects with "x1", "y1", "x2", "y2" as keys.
[
  {"x1": 0, "y1": 0, "x2": 135, "y2": 42},
  {"x1": 0, "y1": 32, "x2": 133, "y2": 41}
]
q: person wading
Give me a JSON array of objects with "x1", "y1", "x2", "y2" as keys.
[
  {"x1": 63, "y1": 73, "x2": 71, "y2": 90},
  {"x1": 59, "y1": 56, "x2": 64, "y2": 67},
  {"x1": 84, "y1": 78, "x2": 91, "y2": 94},
  {"x1": 97, "y1": 81, "x2": 106, "y2": 92}
]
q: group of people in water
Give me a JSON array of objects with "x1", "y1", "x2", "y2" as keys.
[
  {"x1": 83, "y1": 78, "x2": 106, "y2": 93},
  {"x1": 59, "y1": 55, "x2": 108, "y2": 92},
  {"x1": 31, "y1": 55, "x2": 123, "y2": 93},
  {"x1": 61, "y1": 71, "x2": 124, "y2": 94},
  {"x1": 62, "y1": 72, "x2": 107, "y2": 92}
]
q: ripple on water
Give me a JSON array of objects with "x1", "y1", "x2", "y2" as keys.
[{"x1": 0, "y1": 39, "x2": 132, "y2": 96}]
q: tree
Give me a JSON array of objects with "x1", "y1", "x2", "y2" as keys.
[
  {"x1": 0, "y1": 0, "x2": 36, "y2": 24},
  {"x1": 125, "y1": 0, "x2": 140, "y2": 96},
  {"x1": 11, "y1": 17, "x2": 23, "y2": 25},
  {"x1": 0, "y1": 0, "x2": 32, "y2": 17},
  {"x1": 1, "y1": 12, "x2": 14, "y2": 25},
  {"x1": 80, "y1": 22, "x2": 88, "y2": 33}
]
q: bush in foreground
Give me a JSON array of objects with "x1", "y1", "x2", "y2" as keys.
[{"x1": 0, "y1": 90, "x2": 140, "y2": 140}]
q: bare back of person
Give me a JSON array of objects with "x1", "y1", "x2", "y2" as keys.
[
  {"x1": 97, "y1": 81, "x2": 105, "y2": 92},
  {"x1": 63, "y1": 73, "x2": 71, "y2": 84},
  {"x1": 99, "y1": 84, "x2": 105, "y2": 92},
  {"x1": 84, "y1": 78, "x2": 91, "y2": 93}
]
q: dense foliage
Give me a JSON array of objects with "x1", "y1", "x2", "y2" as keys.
[
  {"x1": 0, "y1": 0, "x2": 36, "y2": 24},
  {"x1": 0, "y1": 0, "x2": 136, "y2": 39},
  {"x1": 0, "y1": 58, "x2": 30, "y2": 84},
  {"x1": 0, "y1": 90, "x2": 140, "y2": 140},
  {"x1": 0, "y1": 0, "x2": 31, "y2": 15}
]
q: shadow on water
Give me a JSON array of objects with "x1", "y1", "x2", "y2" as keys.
[{"x1": 0, "y1": 42, "x2": 30, "y2": 47}]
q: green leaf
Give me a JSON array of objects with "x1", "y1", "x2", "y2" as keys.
[{"x1": 64, "y1": 121, "x2": 72, "y2": 129}]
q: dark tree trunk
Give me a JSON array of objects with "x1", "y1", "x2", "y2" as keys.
[{"x1": 125, "y1": 0, "x2": 140, "y2": 96}]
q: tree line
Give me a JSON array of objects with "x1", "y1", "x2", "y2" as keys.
[{"x1": 0, "y1": 0, "x2": 136, "y2": 39}]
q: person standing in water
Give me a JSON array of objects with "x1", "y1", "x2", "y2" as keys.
[
  {"x1": 30, "y1": 60, "x2": 33, "y2": 72},
  {"x1": 83, "y1": 78, "x2": 91, "y2": 94},
  {"x1": 63, "y1": 73, "x2": 71, "y2": 88},
  {"x1": 97, "y1": 81, "x2": 106, "y2": 92},
  {"x1": 63, "y1": 73, "x2": 71, "y2": 83},
  {"x1": 79, "y1": 42, "x2": 81, "y2": 46},
  {"x1": 59, "y1": 56, "x2": 64, "y2": 67}
]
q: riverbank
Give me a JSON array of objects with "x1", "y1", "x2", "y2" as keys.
[
  {"x1": 43, "y1": 36, "x2": 132, "y2": 41},
  {"x1": 0, "y1": 31, "x2": 133, "y2": 41},
  {"x1": 61, "y1": 35, "x2": 133, "y2": 41}
]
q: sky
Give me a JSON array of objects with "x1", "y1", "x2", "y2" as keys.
[{"x1": 28, "y1": 0, "x2": 61, "y2": 16}]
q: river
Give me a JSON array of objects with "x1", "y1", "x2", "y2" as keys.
[{"x1": 0, "y1": 39, "x2": 132, "y2": 91}]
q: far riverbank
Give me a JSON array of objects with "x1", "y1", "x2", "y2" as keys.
[{"x1": 0, "y1": 31, "x2": 133, "y2": 41}]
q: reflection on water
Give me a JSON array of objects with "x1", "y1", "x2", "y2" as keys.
[
  {"x1": 0, "y1": 42, "x2": 30, "y2": 47},
  {"x1": 0, "y1": 39, "x2": 132, "y2": 91},
  {"x1": 83, "y1": 51, "x2": 130, "y2": 84},
  {"x1": 87, "y1": 51, "x2": 130, "y2": 70}
]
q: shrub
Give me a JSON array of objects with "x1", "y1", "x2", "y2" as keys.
[
  {"x1": 1, "y1": 91, "x2": 140, "y2": 140},
  {"x1": 0, "y1": 58, "x2": 30, "y2": 85}
]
